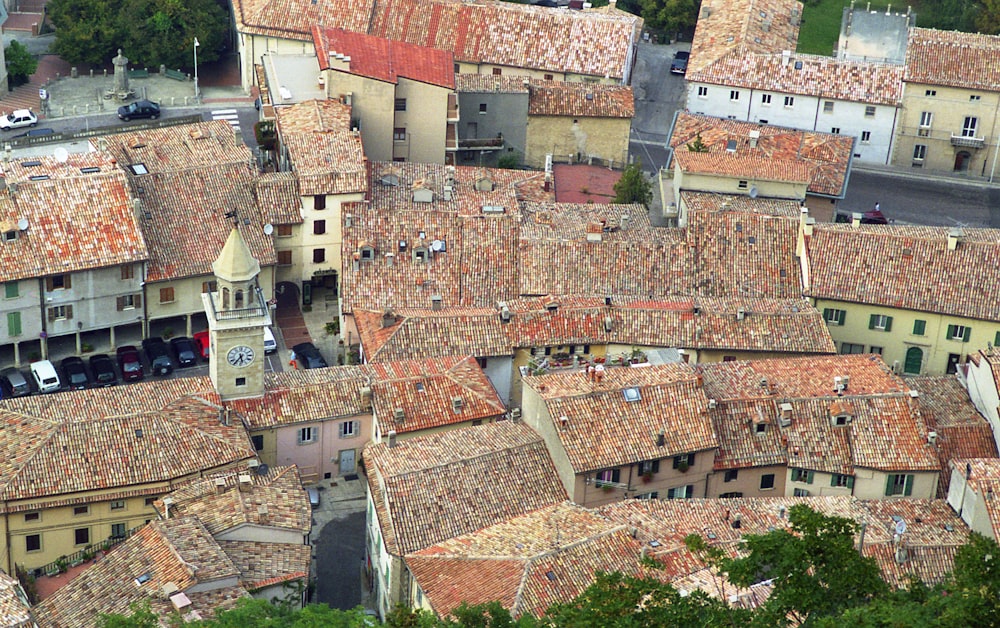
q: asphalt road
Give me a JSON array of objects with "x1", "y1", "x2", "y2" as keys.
[{"x1": 312, "y1": 495, "x2": 367, "y2": 609}]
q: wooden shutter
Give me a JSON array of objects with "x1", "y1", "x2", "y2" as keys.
[
  {"x1": 885, "y1": 475, "x2": 894, "y2": 496},
  {"x1": 806, "y1": 470, "x2": 814, "y2": 484},
  {"x1": 847, "y1": 476, "x2": 854, "y2": 490},
  {"x1": 47, "y1": 307, "x2": 55, "y2": 322},
  {"x1": 65, "y1": 305, "x2": 72, "y2": 320},
  {"x1": 963, "y1": 327, "x2": 972, "y2": 342},
  {"x1": 831, "y1": 474, "x2": 839, "y2": 487},
  {"x1": 7, "y1": 312, "x2": 20, "y2": 336},
  {"x1": 135, "y1": 294, "x2": 142, "y2": 308},
  {"x1": 995, "y1": 331, "x2": 1000, "y2": 347},
  {"x1": 904, "y1": 474, "x2": 914, "y2": 496},
  {"x1": 651, "y1": 460, "x2": 660, "y2": 473},
  {"x1": 869, "y1": 314, "x2": 877, "y2": 329},
  {"x1": 117, "y1": 297, "x2": 125, "y2": 311},
  {"x1": 45, "y1": 277, "x2": 53, "y2": 292},
  {"x1": 884, "y1": 316, "x2": 893, "y2": 332},
  {"x1": 838, "y1": 310, "x2": 846, "y2": 325},
  {"x1": 823, "y1": 308, "x2": 832, "y2": 321},
  {"x1": 64, "y1": 275, "x2": 71, "y2": 289},
  {"x1": 947, "y1": 324, "x2": 956, "y2": 339}
]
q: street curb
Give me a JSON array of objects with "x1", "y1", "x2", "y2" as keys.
[{"x1": 852, "y1": 163, "x2": 1000, "y2": 190}]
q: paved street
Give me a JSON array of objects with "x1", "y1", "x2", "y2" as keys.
[
  {"x1": 629, "y1": 41, "x2": 687, "y2": 173},
  {"x1": 309, "y1": 477, "x2": 369, "y2": 610}
]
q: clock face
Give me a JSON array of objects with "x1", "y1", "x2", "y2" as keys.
[{"x1": 227, "y1": 345, "x2": 255, "y2": 367}]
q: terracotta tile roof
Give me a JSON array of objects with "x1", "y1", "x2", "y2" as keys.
[
  {"x1": 0, "y1": 379, "x2": 254, "y2": 504},
  {"x1": 160, "y1": 465, "x2": 312, "y2": 537},
  {"x1": 274, "y1": 100, "x2": 367, "y2": 197},
  {"x1": 314, "y1": 26, "x2": 455, "y2": 89},
  {"x1": 689, "y1": 0, "x2": 802, "y2": 75},
  {"x1": 680, "y1": 192, "x2": 802, "y2": 217},
  {"x1": 364, "y1": 421, "x2": 566, "y2": 554},
  {"x1": 669, "y1": 113, "x2": 855, "y2": 197},
  {"x1": 367, "y1": 355, "x2": 505, "y2": 434},
  {"x1": 355, "y1": 307, "x2": 511, "y2": 361},
  {"x1": 910, "y1": 376, "x2": 998, "y2": 496},
  {"x1": 865, "y1": 544, "x2": 960, "y2": 588},
  {"x1": 0, "y1": 571, "x2": 30, "y2": 627},
  {"x1": 34, "y1": 516, "x2": 247, "y2": 626},
  {"x1": 0, "y1": 153, "x2": 149, "y2": 282},
  {"x1": 232, "y1": 366, "x2": 370, "y2": 429},
  {"x1": 524, "y1": 364, "x2": 718, "y2": 472},
  {"x1": 407, "y1": 502, "x2": 643, "y2": 618},
  {"x1": 710, "y1": 399, "x2": 788, "y2": 469},
  {"x1": 905, "y1": 28, "x2": 1000, "y2": 91},
  {"x1": 455, "y1": 74, "x2": 531, "y2": 94},
  {"x1": 231, "y1": 0, "x2": 375, "y2": 41},
  {"x1": 689, "y1": 49, "x2": 904, "y2": 107},
  {"x1": 951, "y1": 458, "x2": 1000, "y2": 540},
  {"x1": 255, "y1": 171, "x2": 303, "y2": 225},
  {"x1": 103, "y1": 121, "x2": 251, "y2": 174},
  {"x1": 528, "y1": 81, "x2": 634, "y2": 118},
  {"x1": 217, "y1": 540, "x2": 311, "y2": 591},
  {"x1": 804, "y1": 225, "x2": 1000, "y2": 321}
]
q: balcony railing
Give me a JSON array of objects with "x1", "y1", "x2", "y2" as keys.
[
  {"x1": 208, "y1": 287, "x2": 269, "y2": 321},
  {"x1": 951, "y1": 134, "x2": 985, "y2": 149},
  {"x1": 34, "y1": 523, "x2": 144, "y2": 578},
  {"x1": 457, "y1": 137, "x2": 505, "y2": 151}
]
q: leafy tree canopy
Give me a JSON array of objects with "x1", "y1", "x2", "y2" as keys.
[{"x1": 613, "y1": 160, "x2": 652, "y2": 206}]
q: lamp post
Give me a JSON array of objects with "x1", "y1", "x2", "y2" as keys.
[{"x1": 193, "y1": 37, "x2": 200, "y2": 100}]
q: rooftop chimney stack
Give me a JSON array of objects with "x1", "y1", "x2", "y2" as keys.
[{"x1": 948, "y1": 227, "x2": 963, "y2": 251}]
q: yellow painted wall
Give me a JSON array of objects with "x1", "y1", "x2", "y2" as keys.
[
  {"x1": 706, "y1": 464, "x2": 788, "y2": 498},
  {"x1": 394, "y1": 78, "x2": 450, "y2": 164},
  {"x1": 524, "y1": 116, "x2": 631, "y2": 169},
  {"x1": 323, "y1": 71, "x2": 396, "y2": 163}
]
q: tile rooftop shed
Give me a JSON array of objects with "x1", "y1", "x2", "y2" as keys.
[
  {"x1": 313, "y1": 26, "x2": 455, "y2": 89},
  {"x1": 274, "y1": 99, "x2": 367, "y2": 197}
]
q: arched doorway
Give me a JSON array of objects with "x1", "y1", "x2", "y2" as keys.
[
  {"x1": 954, "y1": 151, "x2": 972, "y2": 172},
  {"x1": 274, "y1": 282, "x2": 300, "y2": 308},
  {"x1": 903, "y1": 346, "x2": 923, "y2": 375}
]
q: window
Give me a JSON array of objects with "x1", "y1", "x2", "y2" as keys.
[
  {"x1": 784, "y1": 96, "x2": 795, "y2": 107},
  {"x1": 760, "y1": 474, "x2": 775, "y2": 490},
  {"x1": 596, "y1": 469, "x2": 621, "y2": 487},
  {"x1": 666, "y1": 485, "x2": 694, "y2": 499},
  {"x1": 479, "y1": 103, "x2": 488, "y2": 113},
  {"x1": 2, "y1": 230, "x2": 16, "y2": 242},
  {"x1": 235, "y1": 377, "x2": 246, "y2": 386},
  {"x1": 7, "y1": 312, "x2": 21, "y2": 337},
  {"x1": 276, "y1": 224, "x2": 293, "y2": 237},
  {"x1": 925, "y1": 89, "x2": 937, "y2": 96},
  {"x1": 738, "y1": 180, "x2": 748, "y2": 189},
  {"x1": 47, "y1": 274, "x2": 71, "y2": 291},
  {"x1": 298, "y1": 427, "x2": 316, "y2": 444},
  {"x1": 393, "y1": 127, "x2": 406, "y2": 141},
  {"x1": 110, "y1": 500, "x2": 125, "y2": 511},
  {"x1": 913, "y1": 144, "x2": 927, "y2": 162},
  {"x1": 947, "y1": 353, "x2": 961, "y2": 374},
  {"x1": 761, "y1": 93, "x2": 772, "y2": 104},
  {"x1": 869, "y1": 346, "x2": 883, "y2": 355},
  {"x1": 24, "y1": 512, "x2": 39, "y2": 522},
  {"x1": 697, "y1": 86, "x2": 708, "y2": 97},
  {"x1": 3, "y1": 281, "x2": 16, "y2": 299},
  {"x1": 492, "y1": 67, "x2": 502, "y2": 75},
  {"x1": 48, "y1": 305, "x2": 71, "y2": 321},
  {"x1": 793, "y1": 488, "x2": 811, "y2": 497},
  {"x1": 74, "y1": 506, "x2": 89, "y2": 516},
  {"x1": 791, "y1": 468, "x2": 814, "y2": 484},
  {"x1": 831, "y1": 127, "x2": 841, "y2": 134},
  {"x1": 823, "y1": 308, "x2": 846, "y2": 325},
  {"x1": 313, "y1": 248, "x2": 326, "y2": 264},
  {"x1": 394, "y1": 98, "x2": 407, "y2": 111},
  {"x1": 339, "y1": 420, "x2": 359, "y2": 438},
  {"x1": 159, "y1": 287, "x2": 175, "y2": 304},
  {"x1": 640, "y1": 460, "x2": 660, "y2": 475},
  {"x1": 634, "y1": 491, "x2": 659, "y2": 500},
  {"x1": 869, "y1": 314, "x2": 893, "y2": 331},
  {"x1": 544, "y1": 74, "x2": 553, "y2": 80},
  {"x1": 861, "y1": 131, "x2": 871, "y2": 143},
  {"x1": 865, "y1": 105, "x2": 876, "y2": 117},
  {"x1": 919, "y1": 111, "x2": 933, "y2": 127},
  {"x1": 995, "y1": 330, "x2": 1000, "y2": 347},
  {"x1": 672, "y1": 453, "x2": 695, "y2": 469},
  {"x1": 719, "y1": 492, "x2": 743, "y2": 498},
  {"x1": 823, "y1": 101, "x2": 834, "y2": 113},
  {"x1": 754, "y1": 422, "x2": 767, "y2": 435},
  {"x1": 116, "y1": 294, "x2": 139, "y2": 311},
  {"x1": 840, "y1": 342, "x2": 865, "y2": 354},
  {"x1": 971, "y1": 94, "x2": 982, "y2": 101},
  {"x1": 111, "y1": 523, "x2": 126, "y2": 538},
  {"x1": 885, "y1": 473, "x2": 914, "y2": 496},
  {"x1": 277, "y1": 250, "x2": 292, "y2": 266},
  {"x1": 201, "y1": 281, "x2": 217, "y2": 294},
  {"x1": 74, "y1": 527, "x2": 90, "y2": 545},
  {"x1": 963, "y1": 116, "x2": 979, "y2": 137},
  {"x1": 911, "y1": 320, "x2": 927, "y2": 336},
  {"x1": 314, "y1": 220, "x2": 326, "y2": 235},
  {"x1": 314, "y1": 195, "x2": 326, "y2": 210},
  {"x1": 121, "y1": 264, "x2": 134, "y2": 280},
  {"x1": 252, "y1": 435, "x2": 264, "y2": 451},
  {"x1": 145, "y1": 497, "x2": 157, "y2": 507},
  {"x1": 832, "y1": 474, "x2": 854, "y2": 488},
  {"x1": 25, "y1": 534, "x2": 40, "y2": 552},
  {"x1": 730, "y1": 90, "x2": 740, "y2": 101},
  {"x1": 947, "y1": 324, "x2": 972, "y2": 342},
  {"x1": 724, "y1": 469, "x2": 739, "y2": 482}
]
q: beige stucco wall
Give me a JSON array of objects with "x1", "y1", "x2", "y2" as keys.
[
  {"x1": 570, "y1": 451, "x2": 714, "y2": 508},
  {"x1": 322, "y1": 71, "x2": 396, "y2": 163},
  {"x1": 240, "y1": 33, "x2": 315, "y2": 91},
  {"x1": 706, "y1": 464, "x2": 788, "y2": 498},
  {"x1": 524, "y1": 116, "x2": 631, "y2": 169},
  {"x1": 394, "y1": 78, "x2": 450, "y2": 164},
  {"x1": 145, "y1": 271, "x2": 275, "y2": 334},
  {"x1": 853, "y1": 468, "x2": 939, "y2": 500}
]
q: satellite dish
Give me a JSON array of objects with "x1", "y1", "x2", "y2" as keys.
[
  {"x1": 256, "y1": 463, "x2": 269, "y2": 476},
  {"x1": 54, "y1": 147, "x2": 69, "y2": 163},
  {"x1": 895, "y1": 519, "x2": 907, "y2": 536},
  {"x1": 748, "y1": 185, "x2": 758, "y2": 198},
  {"x1": 17, "y1": 218, "x2": 28, "y2": 231},
  {"x1": 431, "y1": 239, "x2": 444, "y2": 252},
  {"x1": 263, "y1": 223, "x2": 274, "y2": 235}
]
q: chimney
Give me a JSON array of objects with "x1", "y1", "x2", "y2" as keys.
[
  {"x1": 431, "y1": 294, "x2": 443, "y2": 311},
  {"x1": 385, "y1": 252, "x2": 394, "y2": 266},
  {"x1": 948, "y1": 227, "x2": 963, "y2": 251},
  {"x1": 257, "y1": 504, "x2": 269, "y2": 524},
  {"x1": 737, "y1": 308, "x2": 746, "y2": 321},
  {"x1": 388, "y1": 430, "x2": 397, "y2": 448},
  {"x1": 359, "y1": 386, "x2": 373, "y2": 412},
  {"x1": 500, "y1": 305, "x2": 511, "y2": 323},
  {"x1": 586, "y1": 223, "x2": 603, "y2": 242},
  {"x1": 393, "y1": 407, "x2": 405, "y2": 422},
  {"x1": 782, "y1": 50, "x2": 791, "y2": 66},
  {"x1": 452, "y1": 397, "x2": 464, "y2": 412},
  {"x1": 851, "y1": 212, "x2": 862, "y2": 228},
  {"x1": 708, "y1": 398, "x2": 717, "y2": 409},
  {"x1": 215, "y1": 477, "x2": 227, "y2": 494},
  {"x1": 604, "y1": 316, "x2": 613, "y2": 332},
  {"x1": 656, "y1": 430, "x2": 665, "y2": 447},
  {"x1": 161, "y1": 496, "x2": 174, "y2": 519},
  {"x1": 559, "y1": 415, "x2": 569, "y2": 428},
  {"x1": 779, "y1": 402, "x2": 793, "y2": 427},
  {"x1": 803, "y1": 216, "x2": 815, "y2": 237},
  {"x1": 748, "y1": 130, "x2": 760, "y2": 148},
  {"x1": 544, "y1": 172, "x2": 552, "y2": 192},
  {"x1": 238, "y1": 474, "x2": 253, "y2": 491},
  {"x1": 381, "y1": 308, "x2": 396, "y2": 328}
]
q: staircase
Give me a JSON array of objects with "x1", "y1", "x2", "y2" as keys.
[{"x1": 0, "y1": 56, "x2": 73, "y2": 117}]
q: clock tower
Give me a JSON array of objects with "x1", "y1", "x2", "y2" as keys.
[{"x1": 203, "y1": 226, "x2": 271, "y2": 400}]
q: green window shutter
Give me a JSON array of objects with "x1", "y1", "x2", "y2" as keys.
[
  {"x1": 885, "y1": 475, "x2": 894, "y2": 496},
  {"x1": 869, "y1": 314, "x2": 878, "y2": 329},
  {"x1": 995, "y1": 331, "x2": 1000, "y2": 347},
  {"x1": 806, "y1": 471, "x2": 814, "y2": 484},
  {"x1": 904, "y1": 474, "x2": 914, "y2": 496},
  {"x1": 914, "y1": 320, "x2": 926, "y2": 335},
  {"x1": 947, "y1": 324, "x2": 956, "y2": 339},
  {"x1": 4, "y1": 281, "x2": 16, "y2": 299},
  {"x1": 831, "y1": 474, "x2": 838, "y2": 487},
  {"x1": 884, "y1": 316, "x2": 893, "y2": 332},
  {"x1": 847, "y1": 476, "x2": 854, "y2": 490},
  {"x1": 838, "y1": 310, "x2": 846, "y2": 325},
  {"x1": 823, "y1": 308, "x2": 832, "y2": 321},
  {"x1": 6, "y1": 312, "x2": 20, "y2": 336},
  {"x1": 964, "y1": 327, "x2": 972, "y2": 343}
]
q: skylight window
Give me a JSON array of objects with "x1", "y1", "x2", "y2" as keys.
[
  {"x1": 623, "y1": 387, "x2": 641, "y2": 402},
  {"x1": 129, "y1": 163, "x2": 149, "y2": 175}
]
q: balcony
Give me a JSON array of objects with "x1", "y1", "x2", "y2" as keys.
[
  {"x1": 951, "y1": 134, "x2": 985, "y2": 149},
  {"x1": 457, "y1": 136, "x2": 505, "y2": 151},
  {"x1": 447, "y1": 93, "x2": 459, "y2": 121},
  {"x1": 446, "y1": 123, "x2": 458, "y2": 151},
  {"x1": 208, "y1": 287, "x2": 269, "y2": 321}
]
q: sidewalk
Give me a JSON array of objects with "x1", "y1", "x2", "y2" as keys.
[{"x1": 852, "y1": 160, "x2": 1000, "y2": 189}]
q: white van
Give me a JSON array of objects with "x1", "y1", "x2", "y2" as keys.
[
  {"x1": 263, "y1": 327, "x2": 277, "y2": 354},
  {"x1": 30, "y1": 360, "x2": 61, "y2": 393}
]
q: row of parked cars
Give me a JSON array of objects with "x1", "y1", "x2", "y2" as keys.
[{"x1": 0, "y1": 329, "x2": 278, "y2": 398}]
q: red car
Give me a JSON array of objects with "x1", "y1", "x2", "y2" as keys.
[
  {"x1": 193, "y1": 330, "x2": 210, "y2": 361},
  {"x1": 116, "y1": 345, "x2": 144, "y2": 382}
]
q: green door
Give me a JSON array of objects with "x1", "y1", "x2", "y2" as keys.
[{"x1": 903, "y1": 347, "x2": 923, "y2": 375}]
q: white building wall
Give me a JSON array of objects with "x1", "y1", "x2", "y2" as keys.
[{"x1": 966, "y1": 357, "x2": 1000, "y2": 452}]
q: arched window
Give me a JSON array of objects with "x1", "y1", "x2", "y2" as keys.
[
  {"x1": 235, "y1": 289, "x2": 244, "y2": 308},
  {"x1": 222, "y1": 287, "x2": 230, "y2": 309}
]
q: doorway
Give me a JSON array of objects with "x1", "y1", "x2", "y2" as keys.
[
  {"x1": 903, "y1": 346, "x2": 923, "y2": 375},
  {"x1": 954, "y1": 151, "x2": 972, "y2": 172},
  {"x1": 339, "y1": 448, "x2": 356, "y2": 475}
]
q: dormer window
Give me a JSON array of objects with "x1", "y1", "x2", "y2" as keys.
[
  {"x1": 413, "y1": 247, "x2": 430, "y2": 263},
  {"x1": 832, "y1": 414, "x2": 851, "y2": 426},
  {"x1": 754, "y1": 422, "x2": 767, "y2": 435},
  {"x1": 360, "y1": 245, "x2": 375, "y2": 262},
  {"x1": 2, "y1": 230, "x2": 16, "y2": 242}
]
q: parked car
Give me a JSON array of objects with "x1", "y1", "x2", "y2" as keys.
[
  {"x1": 263, "y1": 327, "x2": 277, "y2": 354},
  {"x1": 88, "y1": 354, "x2": 118, "y2": 387},
  {"x1": 0, "y1": 109, "x2": 38, "y2": 131},
  {"x1": 292, "y1": 342, "x2": 328, "y2": 369},
  {"x1": 306, "y1": 486, "x2": 320, "y2": 509},
  {"x1": 193, "y1": 330, "x2": 210, "y2": 361},
  {"x1": 670, "y1": 50, "x2": 690, "y2": 75},
  {"x1": 60, "y1": 357, "x2": 90, "y2": 390},
  {"x1": 30, "y1": 360, "x2": 61, "y2": 393},
  {"x1": 142, "y1": 338, "x2": 174, "y2": 376},
  {"x1": 170, "y1": 336, "x2": 199, "y2": 367},
  {"x1": 12, "y1": 127, "x2": 53, "y2": 139},
  {"x1": 0, "y1": 367, "x2": 30, "y2": 398},
  {"x1": 116, "y1": 345, "x2": 145, "y2": 382},
  {"x1": 117, "y1": 100, "x2": 160, "y2": 121}
]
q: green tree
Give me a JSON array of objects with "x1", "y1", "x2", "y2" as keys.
[
  {"x1": 720, "y1": 504, "x2": 888, "y2": 627},
  {"x1": 637, "y1": 0, "x2": 699, "y2": 36},
  {"x1": 5, "y1": 40, "x2": 39, "y2": 88},
  {"x1": 687, "y1": 132, "x2": 708, "y2": 152},
  {"x1": 613, "y1": 160, "x2": 652, "y2": 206},
  {"x1": 97, "y1": 601, "x2": 162, "y2": 628}
]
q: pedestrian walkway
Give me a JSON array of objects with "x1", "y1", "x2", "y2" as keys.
[
  {"x1": 211, "y1": 108, "x2": 241, "y2": 131},
  {"x1": 1, "y1": 55, "x2": 72, "y2": 115}
]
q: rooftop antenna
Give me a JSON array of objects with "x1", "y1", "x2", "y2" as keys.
[{"x1": 224, "y1": 209, "x2": 239, "y2": 226}]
